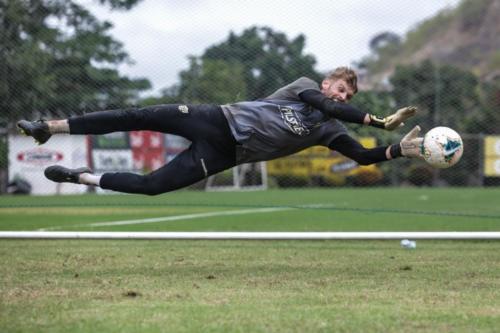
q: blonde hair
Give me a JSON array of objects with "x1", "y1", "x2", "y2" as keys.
[{"x1": 326, "y1": 67, "x2": 358, "y2": 94}]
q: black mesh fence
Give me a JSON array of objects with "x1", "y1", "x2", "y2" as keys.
[{"x1": 1, "y1": 0, "x2": 499, "y2": 195}]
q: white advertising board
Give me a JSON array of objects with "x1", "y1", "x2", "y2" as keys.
[
  {"x1": 92, "y1": 149, "x2": 134, "y2": 172},
  {"x1": 91, "y1": 149, "x2": 134, "y2": 194},
  {"x1": 8, "y1": 135, "x2": 89, "y2": 195}
]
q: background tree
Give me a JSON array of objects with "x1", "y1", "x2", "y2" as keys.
[
  {"x1": 472, "y1": 75, "x2": 500, "y2": 134},
  {"x1": 176, "y1": 57, "x2": 247, "y2": 104},
  {"x1": 390, "y1": 60, "x2": 479, "y2": 133},
  {"x1": 0, "y1": 0, "x2": 150, "y2": 123},
  {"x1": 369, "y1": 32, "x2": 401, "y2": 53},
  {"x1": 153, "y1": 26, "x2": 322, "y2": 104},
  {"x1": 389, "y1": 60, "x2": 482, "y2": 186},
  {"x1": 356, "y1": 31, "x2": 401, "y2": 73}
]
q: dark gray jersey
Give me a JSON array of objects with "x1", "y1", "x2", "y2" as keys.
[{"x1": 221, "y1": 77, "x2": 348, "y2": 164}]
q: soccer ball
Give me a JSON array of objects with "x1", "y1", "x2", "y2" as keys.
[{"x1": 422, "y1": 127, "x2": 463, "y2": 169}]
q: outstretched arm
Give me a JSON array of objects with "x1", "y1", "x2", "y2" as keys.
[
  {"x1": 328, "y1": 126, "x2": 424, "y2": 165},
  {"x1": 299, "y1": 89, "x2": 417, "y2": 130},
  {"x1": 328, "y1": 134, "x2": 397, "y2": 165},
  {"x1": 299, "y1": 89, "x2": 367, "y2": 124}
]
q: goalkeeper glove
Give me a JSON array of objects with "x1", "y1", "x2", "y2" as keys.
[
  {"x1": 369, "y1": 106, "x2": 418, "y2": 131},
  {"x1": 400, "y1": 125, "x2": 424, "y2": 159}
]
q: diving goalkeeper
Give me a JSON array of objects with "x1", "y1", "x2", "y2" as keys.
[{"x1": 17, "y1": 67, "x2": 423, "y2": 195}]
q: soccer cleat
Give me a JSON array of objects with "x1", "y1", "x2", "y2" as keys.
[
  {"x1": 44, "y1": 165, "x2": 92, "y2": 184},
  {"x1": 17, "y1": 120, "x2": 52, "y2": 145}
]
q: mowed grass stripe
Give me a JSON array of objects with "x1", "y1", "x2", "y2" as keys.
[
  {"x1": 1, "y1": 188, "x2": 499, "y2": 231},
  {"x1": 40, "y1": 207, "x2": 292, "y2": 231},
  {"x1": 1, "y1": 188, "x2": 499, "y2": 212}
]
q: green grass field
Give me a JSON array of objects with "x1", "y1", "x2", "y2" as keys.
[{"x1": 1, "y1": 188, "x2": 500, "y2": 332}]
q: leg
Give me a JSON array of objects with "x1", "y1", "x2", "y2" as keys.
[
  {"x1": 18, "y1": 104, "x2": 231, "y2": 144},
  {"x1": 98, "y1": 140, "x2": 236, "y2": 195},
  {"x1": 68, "y1": 104, "x2": 226, "y2": 140},
  {"x1": 40, "y1": 104, "x2": 237, "y2": 194}
]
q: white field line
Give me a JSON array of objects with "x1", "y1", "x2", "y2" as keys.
[{"x1": 38, "y1": 207, "x2": 293, "y2": 231}]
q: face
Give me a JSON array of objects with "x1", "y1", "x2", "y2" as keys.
[{"x1": 321, "y1": 79, "x2": 355, "y2": 103}]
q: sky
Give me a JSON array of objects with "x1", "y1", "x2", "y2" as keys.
[{"x1": 80, "y1": 0, "x2": 462, "y2": 95}]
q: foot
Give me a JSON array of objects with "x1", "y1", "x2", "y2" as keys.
[
  {"x1": 17, "y1": 120, "x2": 52, "y2": 144},
  {"x1": 44, "y1": 165, "x2": 92, "y2": 184}
]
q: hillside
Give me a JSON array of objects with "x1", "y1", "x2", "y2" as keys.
[{"x1": 362, "y1": 0, "x2": 500, "y2": 88}]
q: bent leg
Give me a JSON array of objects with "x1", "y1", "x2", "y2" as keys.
[{"x1": 99, "y1": 141, "x2": 236, "y2": 195}]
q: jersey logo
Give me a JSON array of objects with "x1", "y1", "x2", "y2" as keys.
[{"x1": 279, "y1": 106, "x2": 310, "y2": 136}]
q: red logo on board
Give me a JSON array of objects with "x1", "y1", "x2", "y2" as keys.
[{"x1": 17, "y1": 148, "x2": 64, "y2": 166}]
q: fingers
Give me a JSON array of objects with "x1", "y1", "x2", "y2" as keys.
[
  {"x1": 385, "y1": 106, "x2": 418, "y2": 131},
  {"x1": 410, "y1": 124, "x2": 421, "y2": 134},
  {"x1": 402, "y1": 125, "x2": 421, "y2": 141},
  {"x1": 407, "y1": 105, "x2": 417, "y2": 113},
  {"x1": 400, "y1": 128, "x2": 424, "y2": 159},
  {"x1": 397, "y1": 106, "x2": 418, "y2": 119}
]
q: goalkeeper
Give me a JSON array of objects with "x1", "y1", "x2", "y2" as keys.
[{"x1": 17, "y1": 67, "x2": 423, "y2": 195}]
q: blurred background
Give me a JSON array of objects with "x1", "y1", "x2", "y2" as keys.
[{"x1": 1, "y1": 0, "x2": 500, "y2": 195}]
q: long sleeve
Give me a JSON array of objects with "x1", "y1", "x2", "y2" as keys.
[
  {"x1": 299, "y1": 89, "x2": 367, "y2": 124},
  {"x1": 328, "y1": 134, "x2": 396, "y2": 165}
]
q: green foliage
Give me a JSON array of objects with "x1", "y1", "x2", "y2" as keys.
[
  {"x1": 0, "y1": 0, "x2": 149, "y2": 122},
  {"x1": 157, "y1": 26, "x2": 322, "y2": 103},
  {"x1": 403, "y1": 10, "x2": 454, "y2": 55},
  {"x1": 0, "y1": 135, "x2": 6, "y2": 169},
  {"x1": 361, "y1": 0, "x2": 495, "y2": 75},
  {"x1": 348, "y1": 90, "x2": 395, "y2": 139},
  {"x1": 177, "y1": 57, "x2": 247, "y2": 104},
  {"x1": 456, "y1": 0, "x2": 494, "y2": 30},
  {"x1": 390, "y1": 60, "x2": 479, "y2": 132},
  {"x1": 473, "y1": 77, "x2": 500, "y2": 134},
  {"x1": 389, "y1": 61, "x2": 486, "y2": 186},
  {"x1": 487, "y1": 51, "x2": 500, "y2": 71},
  {"x1": 359, "y1": 32, "x2": 402, "y2": 72},
  {"x1": 96, "y1": 0, "x2": 141, "y2": 10},
  {"x1": 360, "y1": 9, "x2": 454, "y2": 73}
]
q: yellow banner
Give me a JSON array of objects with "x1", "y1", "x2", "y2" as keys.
[
  {"x1": 484, "y1": 136, "x2": 500, "y2": 177},
  {"x1": 267, "y1": 137, "x2": 381, "y2": 185},
  {"x1": 484, "y1": 158, "x2": 500, "y2": 176},
  {"x1": 484, "y1": 136, "x2": 500, "y2": 157}
]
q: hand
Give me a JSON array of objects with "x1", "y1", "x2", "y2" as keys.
[
  {"x1": 400, "y1": 125, "x2": 424, "y2": 159},
  {"x1": 384, "y1": 106, "x2": 418, "y2": 130}
]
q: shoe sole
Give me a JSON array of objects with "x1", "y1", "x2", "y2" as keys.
[
  {"x1": 17, "y1": 121, "x2": 51, "y2": 145},
  {"x1": 45, "y1": 166, "x2": 92, "y2": 183}
]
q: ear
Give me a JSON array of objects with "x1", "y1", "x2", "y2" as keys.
[{"x1": 321, "y1": 79, "x2": 331, "y2": 92}]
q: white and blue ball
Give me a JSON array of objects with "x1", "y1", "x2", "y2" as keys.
[{"x1": 422, "y1": 127, "x2": 463, "y2": 169}]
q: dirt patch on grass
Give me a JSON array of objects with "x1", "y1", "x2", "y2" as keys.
[{"x1": 123, "y1": 291, "x2": 141, "y2": 298}]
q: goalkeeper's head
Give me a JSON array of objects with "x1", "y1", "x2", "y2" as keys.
[{"x1": 321, "y1": 67, "x2": 358, "y2": 103}]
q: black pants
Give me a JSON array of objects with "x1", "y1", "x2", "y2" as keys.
[{"x1": 68, "y1": 104, "x2": 237, "y2": 195}]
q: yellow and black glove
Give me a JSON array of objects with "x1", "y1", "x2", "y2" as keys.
[{"x1": 369, "y1": 106, "x2": 418, "y2": 131}]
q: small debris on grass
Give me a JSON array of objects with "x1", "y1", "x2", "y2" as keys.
[
  {"x1": 123, "y1": 291, "x2": 141, "y2": 297},
  {"x1": 206, "y1": 274, "x2": 216, "y2": 280}
]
